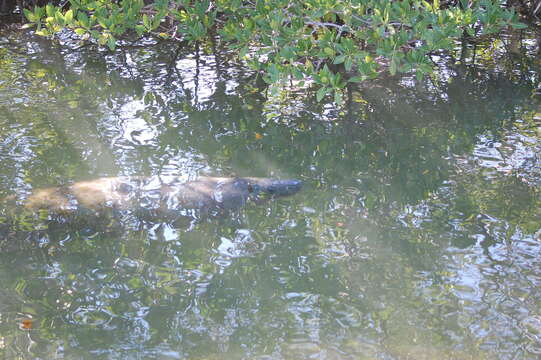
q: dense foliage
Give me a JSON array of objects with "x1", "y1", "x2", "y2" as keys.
[{"x1": 19, "y1": 0, "x2": 529, "y2": 99}]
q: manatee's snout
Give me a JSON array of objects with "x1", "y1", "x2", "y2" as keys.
[
  {"x1": 248, "y1": 178, "x2": 303, "y2": 197},
  {"x1": 266, "y1": 179, "x2": 303, "y2": 196}
]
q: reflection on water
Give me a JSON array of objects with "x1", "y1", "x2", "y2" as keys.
[{"x1": 0, "y1": 29, "x2": 540, "y2": 359}]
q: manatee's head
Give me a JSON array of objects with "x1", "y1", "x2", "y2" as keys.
[
  {"x1": 244, "y1": 178, "x2": 303, "y2": 198},
  {"x1": 207, "y1": 177, "x2": 302, "y2": 210}
]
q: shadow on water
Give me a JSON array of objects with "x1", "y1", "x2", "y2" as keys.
[{"x1": 0, "y1": 28, "x2": 540, "y2": 359}]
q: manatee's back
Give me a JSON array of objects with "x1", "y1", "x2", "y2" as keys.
[
  {"x1": 159, "y1": 177, "x2": 249, "y2": 212},
  {"x1": 23, "y1": 177, "x2": 136, "y2": 214}
]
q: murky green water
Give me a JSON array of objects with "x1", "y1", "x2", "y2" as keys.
[{"x1": 0, "y1": 30, "x2": 540, "y2": 359}]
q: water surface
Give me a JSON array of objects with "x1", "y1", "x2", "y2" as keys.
[{"x1": 0, "y1": 30, "x2": 540, "y2": 359}]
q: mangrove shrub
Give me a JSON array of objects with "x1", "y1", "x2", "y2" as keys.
[{"x1": 22, "y1": 0, "x2": 526, "y2": 102}]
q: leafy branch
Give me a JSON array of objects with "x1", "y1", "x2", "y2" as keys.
[{"x1": 21, "y1": 0, "x2": 528, "y2": 103}]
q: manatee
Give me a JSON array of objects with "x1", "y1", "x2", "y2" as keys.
[{"x1": 16, "y1": 176, "x2": 303, "y2": 223}]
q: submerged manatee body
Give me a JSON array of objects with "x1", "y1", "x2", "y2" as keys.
[{"x1": 21, "y1": 176, "x2": 303, "y2": 222}]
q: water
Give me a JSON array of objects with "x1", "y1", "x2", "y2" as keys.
[{"x1": 0, "y1": 29, "x2": 540, "y2": 359}]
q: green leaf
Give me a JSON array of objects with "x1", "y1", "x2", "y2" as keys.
[
  {"x1": 23, "y1": 8, "x2": 36, "y2": 22},
  {"x1": 510, "y1": 22, "x2": 527, "y2": 29},
  {"x1": 239, "y1": 46, "x2": 248, "y2": 58},
  {"x1": 316, "y1": 87, "x2": 327, "y2": 102},
  {"x1": 78, "y1": 12, "x2": 89, "y2": 28},
  {"x1": 97, "y1": 16, "x2": 109, "y2": 28},
  {"x1": 54, "y1": 10, "x2": 64, "y2": 26},
  {"x1": 390, "y1": 58, "x2": 397, "y2": 76},
  {"x1": 333, "y1": 55, "x2": 346, "y2": 64},
  {"x1": 135, "y1": 24, "x2": 146, "y2": 36},
  {"x1": 348, "y1": 76, "x2": 364, "y2": 83},
  {"x1": 107, "y1": 36, "x2": 116, "y2": 50},
  {"x1": 64, "y1": 9, "x2": 74, "y2": 23},
  {"x1": 344, "y1": 58, "x2": 353, "y2": 71},
  {"x1": 143, "y1": 14, "x2": 150, "y2": 29},
  {"x1": 45, "y1": 4, "x2": 54, "y2": 17},
  {"x1": 334, "y1": 91, "x2": 342, "y2": 105},
  {"x1": 98, "y1": 34, "x2": 108, "y2": 45},
  {"x1": 292, "y1": 67, "x2": 304, "y2": 80}
]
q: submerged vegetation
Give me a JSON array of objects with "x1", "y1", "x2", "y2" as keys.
[{"x1": 7, "y1": 0, "x2": 533, "y2": 101}]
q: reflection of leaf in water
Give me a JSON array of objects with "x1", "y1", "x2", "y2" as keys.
[{"x1": 20, "y1": 318, "x2": 33, "y2": 330}]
